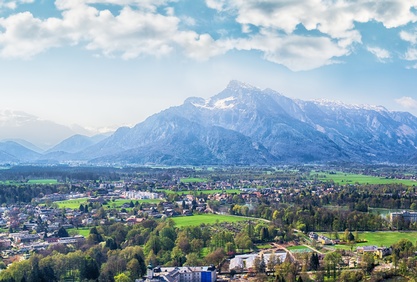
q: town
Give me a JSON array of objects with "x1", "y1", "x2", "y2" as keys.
[{"x1": 0, "y1": 165, "x2": 417, "y2": 281}]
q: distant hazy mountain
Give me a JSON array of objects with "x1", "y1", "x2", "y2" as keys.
[
  {"x1": 0, "y1": 141, "x2": 41, "y2": 162},
  {"x1": 0, "y1": 110, "x2": 97, "y2": 150},
  {"x1": 47, "y1": 133, "x2": 111, "y2": 154},
  {"x1": 1, "y1": 139, "x2": 44, "y2": 153},
  {"x1": 2, "y1": 81, "x2": 417, "y2": 165}
]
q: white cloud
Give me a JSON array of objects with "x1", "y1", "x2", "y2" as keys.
[
  {"x1": 404, "y1": 48, "x2": 417, "y2": 61},
  {"x1": 396, "y1": 96, "x2": 417, "y2": 109},
  {"x1": 0, "y1": 1, "x2": 218, "y2": 60},
  {"x1": 209, "y1": 0, "x2": 417, "y2": 39},
  {"x1": 202, "y1": 0, "x2": 417, "y2": 70},
  {"x1": 233, "y1": 31, "x2": 349, "y2": 71},
  {"x1": 205, "y1": 0, "x2": 226, "y2": 11},
  {"x1": 367, "y1": 46, "x2": 391, "y2": 62},
  {"x1": 400, "y1": 30, "x2": 417, "y2": 45},
  {"x1": 0, "y1": 12, "x2": 67, "y2": 58},
  {"x1": 0, "y1": 0, "x2": 33, "y2": 10},
  {"x1": 0, "y1": 0, "x2": 415, "y2": 71},
  {"x1": 176, "y1": 31, "x2": 229, "y2": 60}
]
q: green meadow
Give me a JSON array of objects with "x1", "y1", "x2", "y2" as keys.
[
  {"x1": 287, "y1": 245, "x2": 312, "y2": 253},
  {"x1": 0, "y1": 179, "x2": 60, "y2": 185},
  {"x1": 320, "y1": 231, "x2": 417, "y2": 248},
  {"x1": 67, "y1": 227, "x2": 91, "y2": 237},
  {"x1": 180, "y1": 177, "x2": 208, "y2": 183},
  {"x1": 314, "y1": 172, "x2": 417, "y2": 186},
  {"x1": 28, "y1": 179, "x2": 59, "y2": 184},
  {"x1": 171, "y1": 214, "x2": 249, "y2": 228}
]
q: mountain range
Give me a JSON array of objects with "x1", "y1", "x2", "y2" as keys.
[{"x1": 1, "y1": 80, "x2": 417, "y2": 165}]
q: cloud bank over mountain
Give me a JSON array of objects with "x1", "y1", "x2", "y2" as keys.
[{"x1": 1, "y1": 0, "x2": 417, "y2": 70}]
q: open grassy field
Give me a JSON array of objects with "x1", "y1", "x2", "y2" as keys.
[
  {"x1": 171, "y1": 214, "x2": 249, "y2": 228},
  {"x1": 358, "y1": 231, "x2": 417, "y2": 246},
  {"x1": 67, "y1": 227, "x2": 90, "y2": 237},
  {"x1": 287, "y1": 245, "x2": 312, "y2": 253},
  {"x1": 180, "y1": 177, "x2": 208, "y2": 183},
  {"x1": 0, "y1": 179, "x2": 60, "y2": 185},
  {"x1": 314, "y1": 172, "x2": 417, "y2": 186},
  {"x1": 55, "y1": 198, "x2": 89, "y2": 209},
  {"x1": 319, "y1": 231, "x2": 417, "y2": 248},
  {"x1": 28, "y1": 179, "x2": 59, "y2": 184}
]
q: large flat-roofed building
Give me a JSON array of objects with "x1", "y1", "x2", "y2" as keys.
[{"x1": 390, "y1": 211, "x2": 417, "y2": 223}]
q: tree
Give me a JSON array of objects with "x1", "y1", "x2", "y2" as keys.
[
  {"x1": 235, "y1": 231, "x2": 252, "y2": 251},
  {"x1": 309, "y1": 252, "x2": 320, "y2": 271},
  {"x1": 114, "y1": 273, "x2": 130, "y2": 282},
  {"x1": 267, "y1": 252, "x2": 277, "y2": 271},
  {"x1": 127, "y1": 258, "x2": 141, "y2": 280},
  {"x1": 347, "y1": 232, "x2": 354, "y2": 242},
  {"x1": 171, "y1": 246, "x2": 185, "y2": 266},
  {"x1": 324, "y1": 251, "x2": 342, "y2": 279},
  {"x1": 57, "y1": 227, "x2": 69, "y2": 238},
  {"x1": 205, "y1": 248, "x2": 226, "y2": 267},
  {"x1": 184, "y1": 253, "x2": 202, "y2": 266},
  {"x1": 80, "y1": 256, "x2": 100, "y2": 281},
  {"x1": 361, "y1": 252, "x2": 375, "y2": 274}
]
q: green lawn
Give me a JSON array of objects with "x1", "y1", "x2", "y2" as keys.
[
  {"x1": 256, "y1": 243, "x2": 273, "y2": 249},
  {"x1": 320, "y1": 231, "x2": 417, "y2": 248},
  {"x1": 171, "y1": 214, "x2": 249, "y2": 228},
  {"x1": 55, "y1": 198, "x2": 89, "y2": 209},
  {"x1": 0, "y1": 179, "x2": 60, "y2": 185},
  {"x1": 67, "y1": 227, "x2": 90, "y2": 237},
  {"x1": 180, "y1": 177, "x2": 208, "y2": 183},
  {"x1": 314, "y1": 172, "x2": 417, "y2": 186},
  {"x1": 358, "y1": 231, "x2": 417, "y2": 247},
  {"x1": 28, "y1": 179, "x2": 59, "y2": 184},
  {"x1": 287, "y1": 245, "x2": 312, "y2": 253}
]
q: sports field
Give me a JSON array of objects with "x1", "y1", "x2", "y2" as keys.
[
  {"x1": 314, "y1": 172, "x2": 417, "y2": 186},
  {"x1": 171, "y1": 214, "x2": 249, "y2": 228}
]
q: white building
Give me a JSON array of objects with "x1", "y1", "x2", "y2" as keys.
[{"x1": 229, "y1": 251, "x2": 287, "y2": 271}]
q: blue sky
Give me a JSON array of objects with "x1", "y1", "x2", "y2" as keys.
[{"x1": 1, "y1": 0, "x2": 417, "y2": 132}]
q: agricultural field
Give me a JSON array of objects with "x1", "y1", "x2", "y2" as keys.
[
  {"x1": 171, "y1": 214, "x2": 249, "y2": 228},
  {"x1": 314, "y1": 172, "x2": 417, "y2": 186}
]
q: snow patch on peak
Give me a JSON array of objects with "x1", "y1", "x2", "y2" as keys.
[
  {"x1": 191, "y1": 97, "x2": 236, "y2": 110},
  {"x1": 214, "y1": 97, "x2": 236, "y2": 109},
  {"x1": 312, "y1": 99, "x2": 388, "y2": 112}
]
